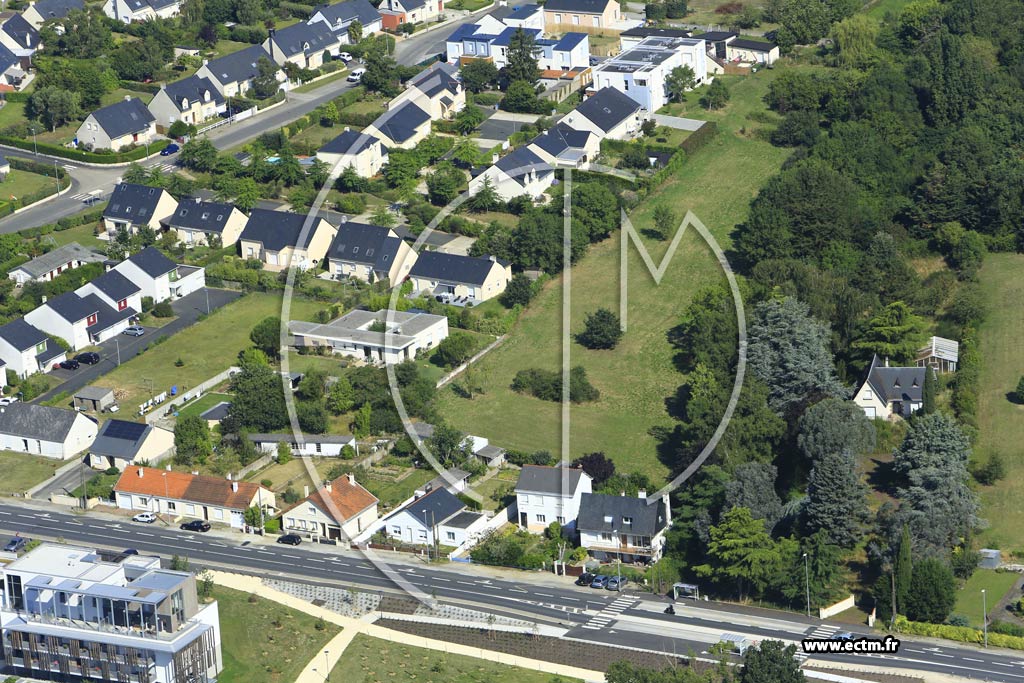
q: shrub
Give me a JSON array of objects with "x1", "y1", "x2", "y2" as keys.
[
  {"x1": 894, "y1": 616, "x2": 1024, "y2": 650},
  {"x1": 152, "y1": 301, "x2": 174, "y2": 318},
  {"x1": 511, "y1": 366, "x2": 599, "y2": 403}
]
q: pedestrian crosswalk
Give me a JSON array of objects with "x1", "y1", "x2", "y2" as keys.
[
  {"x1": 151, "y1": 163, "x2": 176, "y2": 173},
  {"x1": 794, "y1": 624, "x2": 839, "y2": 663},
  {"x1": 69, "y1": 192, "x2": 95, "y2": 201},
  {"x1": 62, "y1": 164, "x2": 77, "y2": 171},
  {"x1": 581, "y1": 595, "x2": 635, "y2": 630}
]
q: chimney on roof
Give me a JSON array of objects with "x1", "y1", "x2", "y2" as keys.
[
  {"x1": 124, "y1": 95, "x2": 131, "y2": 102},
  {"x1": 41, "y1": 295, "x2": 47, "y2": 304},
  {"x1": 165, "y1": 464, "x2": 171, "y2": 471},
  {"x1": 194, "y1": 197, "x2": 201, "y2": 204},
  {"x1": 202, "y1": 59, "x2": 209, "y2": 66},
  {"x1": 619, "y1": 490, "x2": 625, "y2": 496},
  {"x1": 137, "y1": 467, "x2": 144, "y2": 477},
  {"x1": 637, "y1": 489, "x2": 646, "y2": 499},
  {"x1": 231, "y1": 481, "x2": 238, "y2": 492},
  {"x1": 325, "y1": 480, "x2": 333, "y2": 493},
  {"x1": 884, "y1": 357, "x2": 890, "y2": 367},
  {"x1": 304, "y1": 485, "x2": 310, "y2": 497},
  {"x1": 226, "y1": 473, "x2": 232, "y2": 481},
  {"x1": 488, "y1": 255, "x2": 497, "y2": 262},
  {"x1": 663, "y1": 493, "x2": 671, "y2": 527},
  {"x1": 347, "y1": 473, "x2": 355, "y2": 485},
  {"x1": 344, "y1": 126, "x2": 350, "y2": 132}
]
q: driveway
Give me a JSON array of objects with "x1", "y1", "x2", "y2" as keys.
[
  {"x1": 31, "y1": 460, "x2": 93, "y2": 501},
  {"x1": 652, "y1": 114, "x2": 706, "y2": 131},
  {"x1": 32, "y1": 288, "x2": 242, "y2": 405}
]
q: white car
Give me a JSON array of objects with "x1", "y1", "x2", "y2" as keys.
[
  {"x1": 132, "y1": 512, "x2": 157, "y2": 523},
  {"x1": 0, "y1": 397, "x2": 19, "y2": 406},
  {"x1": 347, "y1": 68, "x2": 366, "y2": 83},
  {"x1": 338, "y1": 51, "x2": 353, "y2": 62}
]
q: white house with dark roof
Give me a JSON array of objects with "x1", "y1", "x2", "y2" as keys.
[
  {"x1": 853, "y1": 354, "x2": 926, "y2": 420},
  {"x1": 408, "y1": 252, "x2": 511, "y2": 303},
  {"x1": 309, "y1": 0, "x2": 382, "y2": 41},
  {"x1": 0, "y1": 12, "x2": 40, "y2": 66},
  {"x1": 578, "y1": 491, "x2": 671, "y2": 563},
  {"x1": 0, "y1": 403, "x2": 97, "y2": 459},
  {"x1": 148, "y1": 74, "x2": 226, "y2": 128},
  {"x1": 316, "y1": 128, "x2": 387, "y2": 178},
  {"x1": 25, "y1": 290, "x2": 137, "y2": 350},
  {"x1": 102, "y1": 0, "x2": 180, "y2": 22},
  {"x1": 326, "y1": 221, "x2": 417, "y2": 284},
  {"x1": 76, "y1": 269, "x2": 142, "y2": 315},
  {"x1": 248, "y1": 432, "x2": 355, "y2": 456},
  {"x1": 364, "y1": 100, "x2": 431, "y2": 149},
  {"x1": 112, "y1": 246, "x2": 205, "y2": 302},
  {"x1": 88, "y1": 421, "x2": 174, "y2": 471},
  {"x1": 7, "y1": 242, "x2": 105, "y2": 285},
  {"x1": 0, "y1": 319, "x2": 65, "y2": 378},
  {"x1": 619, "y1": 25, "x2": 692, "y2": 49},
  {"x1": 238, "y1": 208, "x2": 337, "y2": 271},
  {"x1": 591, "y1": 35, "x2": 707, "y2": 111},
  {"x1": 543, "y1": 0, "x2": 620, "y2": 31},
  {"x1": 469, "y1": 145, "x2": 555, "y2": 202},
  {"x1": 0, "y1": 43, "x2": 24, "y2": 89},
  {"x1": 382, "y1": 487, "x2": 483, "y2": 546},
  {"x1": 528, "y1": 121, "x2": 600, "y2": 169},
  {"x1": 916, "y1": 336, "x2": 959, "y2": 374},
  {"x1": 165, "y1": 197, "x2": 248, "y2": 247},
  {"x1": 76, "y1": 97, "x2": 156, "y2": 152},
  {"x1": 289, "y1": 309, "x2": 448, "y2": 364},
  {"x1": 380, "y1": 0, "x2": 443, "y2": 29},
  {"x1": 263, "y1": 21, "x2": 340, "y2": 69},
  {"x1": 725, "y1": 37, "x2": 779, "y2": 65},
  {"x1": 22, "y1": 0, "x2": 84, "y2": 29},
  {"x1": 514, "y1": 465, "x2": 591, "y2": 532},
  {"x1": 390, "y1": 61, "x2": 464, "y2": 120},
  {"x1": 195, "y1": 45, "x2": 283, "y2": 98},
  {"x1": 102, "y1": 183, "x2": 177, "y2": 237},
  {"x1": 561, "y1": 86, "x2": 647, "y2": 140}
]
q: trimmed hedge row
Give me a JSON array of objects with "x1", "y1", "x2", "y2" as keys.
[
  {"x1": 952, "y1": 328, "x2": 980, "y2": 427},
  {"x1": 893, "y1": 616, "x2": 1024, "y2": 650},
  {"x1": 680, "y1": 120, "x2": 719, "y2": 155},
  {"x1": 0, "y1": 135, "x2": 170, "y2": 164},
  {"x1": 20, "y1": 206, "x2": 105, "y2": 240},
  {"x1": 0, "y1": 160, "x2": 72, "y2": 218}
]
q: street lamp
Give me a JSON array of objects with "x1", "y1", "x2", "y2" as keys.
[
  {"x1": 323, "y1": 650, "x2": 329, "y2": 678},
  {"x1": 982, "y1": 589, "x2": 988, "y2": 647},
  {"x1": 803, "y1": 552, "x2": 811, "y2": 618},
  {"x1": 161, "y1": 472, "x2": 170, "y2": 523},
  {"x1": 29, "y1": 125, "x2": 36, "y2": 155}
]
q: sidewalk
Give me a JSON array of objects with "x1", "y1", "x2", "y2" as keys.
[{"x1": 210, "y1": 570, "x2": 605, "y2": 683}]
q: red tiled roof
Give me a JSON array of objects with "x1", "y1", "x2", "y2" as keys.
[
  {"x1": 304, "y1": 475, "x2": 378, "y2": 526},
  {"x1": 114, "y1": 466, "x2": 268, "y2": 510}
]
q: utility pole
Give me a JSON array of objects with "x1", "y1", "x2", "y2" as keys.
[
  {"x1": 982, "y1": 589, "x2": 988, "y2": 647},
  {"x1": 803, "y1": 552, "x2": 811, "y2": 618},
  {"x1": 115, "y1": 338, "x2": 121, "y2": 366}
]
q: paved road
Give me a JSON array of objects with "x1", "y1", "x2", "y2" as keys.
[{"x1": 1, "y1": 501, "x2": 1021, "y2": 682}]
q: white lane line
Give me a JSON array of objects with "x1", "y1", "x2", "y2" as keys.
[
  {"x1": 934, "y1": 654, "x2": 953, "y2": 658},
  {"x1": 433, "y1": 577, "x2": 450, "y2": 582},
  {"x1": 536, "y1": 592, "x2": 553, "y2": 597},
  {"x1": 563, "y1": 597, "x2": 579, "y2": 601},
  {"x1": 135, "y1": 532, "x2": 154, "y2": 537},
  {"x1": 963, "y1": 658, "x2": 984, "y2": 663},
  {"x1": 457, "y1": 581, "x2": 475, "y2": 586},
  {"x1": 308, "y1": 558, "x2": 325, "y2": 563},
  {"x1": 282, "y1": 554, "x2": 301, "y2": 559}
]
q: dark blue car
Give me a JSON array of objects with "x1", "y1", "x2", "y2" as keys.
[{"x1": 160, "y1": 143, "x2": 180, "y2": 156}]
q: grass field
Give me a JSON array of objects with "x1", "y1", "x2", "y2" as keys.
[
  {"x1": 0, "y1": 451, "x2": 65, "y2": 495},
  {"x1": 91, "y1": 293, "x2": 323, "y2": 418},
  {"x1": 975, "y1": 254, "x2": 1024, "y2": 553},
  {"x1": 177, "y1": 392, "x2": 233, "y2": 419},
  {"x1": 0, "y1": 169, "x2": 60, "y2": 203},
  {"x1": 953, "y1": 569, "x2": 1020, "y2": 628},
  {"x1": 0, "y1": 101, "x2": 26, "y2": 129},
  {"x1": 36, "y1": 219, "x2": 106, "y2": 250},
  {"x1": 327, "y1": 633, "x2": 578, "y2": 683},
  {"x1": 436, "y1": 70, "x2": 791, "y2": 479},
  {"x1": 293, "y1": 69, "x2": 351, "y2": 95},
  {"x1": 100, "y1": 88, "x2": 153, "y2": 107},
  {"x1": 213, "y1": 585, "x2": 339, "y2": 683}
]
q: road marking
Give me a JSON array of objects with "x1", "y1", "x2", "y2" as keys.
[
  {"x1": 135, "y1": 532, "x2": 153, "y2": 537},
  {"x1": 934, "y1": 654, "x2": 953, "y2": 658},
  {"x1": 308, "y1": 558, "x2": 325, "y2": 563},
  {"x1": 66, "y1": 521, "x2": 83, "y2": 526},
  {"x1": 563, "y1": 597, "x2": 579, "y2": 601},
  {"x1": 963, "y1": 658, "x2": 984, "y2": 663},
  {"x1": 536, "y1": 592, "x2": 552, "y2": 597},
  {"x1": 433, "y1": 577, "x2": 450, "y2": 582},
  {"x1": 457, "y1": 581, "x2": 475, "y2": 586},
  {"x1": 282, "y1": 554, "x2": 300, "y2": 559}
]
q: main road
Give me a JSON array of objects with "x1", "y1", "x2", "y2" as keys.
[{"x1": 0, "y1": 501, "x2": 1020, "y2": 682}]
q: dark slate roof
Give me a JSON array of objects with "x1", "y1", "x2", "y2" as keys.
[
  {"x1": 501, "y1": 3, "x2": 541, "y2": 20},
  {"x1": 199, "y1": 401, "x2": 231, "y2": 421},
  {"x1": 400, "y1": 0, "x2": 426, "y2": 11},
  {"x1": 444, "y1": 510, "x2": 485, "y2": 529},
  {"x1": 864, "y1": 355, "x2": 926, "y2": 404},
  {"x1": 576, "y1": 87, "x2": 642, "y2": 132},
  {"x1": 328, "y1": 222, "x2": 401, "y2": 271},
  {"x1": 11, "y1": 242, "x2": 103, "y2": 279},
  {"x1": 87, "y1": 269, "x2": 140, "y2": 302},
  {"x1": 554, "y1": 32, "x2": 587, "y2": 50},
  {"x1": 409, "y1": 251, "x2": 504, "y2": 287},
  {"x1": 88, "y1": 98, "x2": 155, "y2": 139},
  {"x1": 104, "y1": 183, "x2": 168, "y2": 225},
  {"x1": 696, "y1": 30, "x2": 738, "y2": 42},
  {"x1": 620, "y1": 26, "x2": 692, "y2": 39},
  {"x1": 45, "y1": 291, "x2": 98, "y2": 324},
  {"x1": 0, "y1": 403, "x2": 82, "y2": 442},
  {"x1": 160, "y1": 75, "x2": 224, "y2": 112},
  {"x1": 205, "y1": 45, "x2": 276, "y2": 85},
  {"x1": 531, "y1": 122, "x2": 593, "y2": 157},
  {"x1": 446, "y1": 23, "x2": 480, "y2": 42},
  {"x1": 407, "y1": 61, "x2": 460, "y2": 98},
  {"x1": 729, "y1": 37, "x2": 777, "y2": 51},
  {"x1": 36, "y1": 344, "x2": 64, "y2": 364},
  {"x1": 90, "y1": 419, "x2": 152, "y2": 459},
  {"x1": 492, "y1": 26, "x2": 540, "y2": 47},
  {"x1": 577, "y1": 493, "x2": 669, "y2": 537},
  {"x1": 124, "y1": 247, "x2": 176, "y2": 278},
  {"x1": 168, "y1": 198, "x2": 238, "y2": 234},
  {"x1": 371, "y1": 101, "x2": 430, "y2": 144},
  {"x1": 399, "y1": 487, "x2": 465, "y2": 527},
  {"x1": 543, "y1": 0, "x2": 614, "y2": 13},
  {"x1": 494, "y1": 145, "x2": 552, "y2": 187},
  {"x1": 318, "y1": 129, "x2": 379, "y2": 155},
  {"x1": 0, "y1": 43, "x2": 15, "y2": 73},
  {"x1": 1, "y1": 13, "x2": 39, "y2": 50},
  {"x1": 240, "y1": 209, "x2": 326, "y2": 252},
  {"x1": 312, "y1": 0, "x2": 380, "y2": 28},
  {"x1": 515, "y1": 465, "x2": 587, "y2": 495},
  {"x1": 0, "y1": 318, "x2": 48, "y2": 351},
  {"x1": 270, "y1": 20, "x2": 337, "y2": 58},
  {"x1": 83, "y1": 293, "x2": 136, "y2": 333},
  {"x1": 27, "y1": 0, "x2": 84, "y2": 21}
]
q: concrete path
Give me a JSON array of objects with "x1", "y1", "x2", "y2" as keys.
[
  {"x1": 653, "y1": 114, "x2": 706, "y2": 131},
  {"x1": 210, "y1": 570, "x2": 606, "y2": 683}
]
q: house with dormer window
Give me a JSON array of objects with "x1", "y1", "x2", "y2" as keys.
[
  {"x1": 25, "y1": 291, "x2": 136, "y2": 350},
  {"x1": 112, "y1": 246, "x2": 205, "y2": 303},
  {"x1": 102, "y1": 183, "x2": 177, "y2": 237},
  {"x1": 164, "y1": 197, "x2": 248, "y2": 247},
  {"x1": 148, "y1": 74, "x2": 226, "y2": 128},
  {"x1": 309, "y1": 0, "x2": 382, "y2": 42},
  {"x1": 263, "y1": 21, "x2": 340, "y2": 69},
  {"x1": 578, "y1": 491, "x2": 670, "y2": 563},
  {"x1": 853, "y1": 354, "x2": 926, "y2": 420},
  {"x1": 326, "y1": 221, "x2": 417, "y2": 285},
  {"x1": 76, "y1": 97, "x2": 156, "y2": 152}
]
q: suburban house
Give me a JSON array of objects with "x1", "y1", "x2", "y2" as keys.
[
  {"x1": 578, "y1": 491, "x2": 671, "y2": 563},
  {"x1": 917, "y1": 336, "x2": 959, "y2": 374},
  {"x1": 248, "y1": 432, "x2": 355, "y2": 456},
  {"x1": 543, "y1": 0, "x2": 620, "y2": 31},
  {"x1": 114, "y1": 466, "x2": 276, "y2": 528},
  {"x1": 72, "y1": 386, "x2": 116, "y2": 412},
  {"x1": 326, "y1": 221, "x2": 418, "y2": 284},
  {"x1": 164, "y1": 197, "x2": 248, "y2": 247},
  {"x1": 853, "y1": 354, "x2": 926, "y2": 420},
  {"x1": 528, "y1": 121, "x2": 600, "y2": 169},
  {"x1": 103, "y1": 0, "x2": 181, "y2": 22},
  {"x1": 238, "y1": 208, "x2": 338, "y2": 271},
  {"x1": 316, "y1": 128, "x2": 387, "y2": 178},
  {"x1": 363, "y1": 100, "x2": 432, "y2": 149},
  {"x1": 0, "y1": 318, "x2": 65, "y2": 378},
  {"x1": 408, "y1": 251, "x2": 512, "y2": 303},
  {"x1": 383, "y1": 487, "x2": 488, "y2": 548},
  {"x1": 561, "y1": 86, "x2": 647, "y2": 140},
  {"x1": 447, "y1": 25, "x2": 588, "y2": 72},
  {"x1": 492, "y1": 2, "x2": 544, "y2": 31},
  {"x1": 199, "y1": 401, "x2": 230, "y2": 427},
  {"x1": 112, "y1": 246, "x2": 206, "y2": 302},
  {"x1": 7, "y1": 242, "x2": 104, "y2": 285},
  {"x1": 101, "y1": 183, "x2": 177, "y2": 237},
  {"x1": 76, "y1": 97, "x2": 156, "y2": 152},
  {"x1": 0, "y1": 403, "x2": 97, "y2": 459},
  {"x1": 87, "y1": 420, "x2": 174, "y2": 470},
  {"x1": 390, "y1": 61, "x2": 464, "y2": 120},
  {"x1": 263, "y1": 20, "x2": 339, "y2": 69},
  {"x1": 22, "y1": 0, "x2": 84, "y2": 29},
  {"x1": 195, "y1": 45, "x2": 283, "y2": 98},
  {"x1": 76, "y1": 268, "x2": 143, "y2": 315},
  {"x1": 410, "y1": 424, "x2": 505, "y2": 468},
  {"x1": 619, "y1": 25, "x2": 692, "y2": 49},
  {"x1": 289, "y1": 309, "x2": 449, "y2": 364},
  {"x1": 281, "y1": 473, "x2": 379, "y2": 540},
  {"x1": 0, "y1": 543, "x2": 223, "y2": 683},
  {"x1": 591, "y1": 36, "x2": 707, "y2": 111},
  {"x1": 379, "y1": 0, "x2": 444, "y2": 30},
  {"x1": 469, "y1": 145, "x2": 555, "y2": 202},
  {"x1": 25, "y1": 290, "x2": 137, "y2": 350},
  {"x1": 514, "y1": 465, "x2": 592, "y2": 532},
  {"x1": 724, "y1": 37, "x2": 779, "y2": 65},
  {"x1": 147, "y1": 74, "x2": 226, "y2": 128},
  {"x1": 308, "y1": 0, "x2": 383, "y2": 41},
  {"x1": 0, "y1": 43, "x2": 25, "y2": 90},
  {"x1": 0, "y1": 12, "x2": 40, "y2": 67},
  {"x1": 417, "y1": 467, "x2": 471, "y2": 496}
]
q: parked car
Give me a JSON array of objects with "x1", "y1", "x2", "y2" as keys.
[
  {"x1": 59, "y1": 359, "x2": 80, "y2": 370},
  {"x1": 161, "y1": 143, "x2": 180, "y2": 156},
  {"x1": 338, "y1": 51, "x2": 352, "y2": 62},
  {"x1": 123, "y1": 326, "x2": 145, "y2": 337},
  {"x1": 3, "y1": 537, "x2": 27, "y2": 553},
  {"x1": 347, "y1": 68, "x2": 366, "y2": 82},
  {"x1": 590, "y1": 575, "x2": 609, "y2": 589},
  {"x1": 75, "y1": 352, "x2": 100, "y2": 365},
  {"x1": 180, "y1": 520, "x2": 211, "y2": 532},
  {"x1": 132, "y1": 512, "x2": 157, "y2": 523},
  {"x1": 575, "y1": 572, "x2": 596, "y2": 586},
  {"x1": 277, "y1": 534, "x2": 302, "y2": 546},
  {"x1": 122, "y1": 548, "x2": 139, "y2": 555},
  {"x1": 0, "y1": 397, "x2": 19, "y2": 406},
  {"x1": 606, "y1": 576, "x2": 627, "y2": 591},
  {"x1": 835, "y1": 632, "x2": 855, "y2": 641}
]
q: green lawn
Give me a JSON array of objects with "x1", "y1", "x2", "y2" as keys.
[
  {"x1": 953, "y1": 569, "x2": 1020, "y2": 628},
  {"x1": 0, "y1": 169, "x2": 60, "y2": 204},
  {"x1": 975, "y1": 253, "x2": 1024, "y2": 552},
  {"x1": 355, "y1": 466, "x2": 435, "y2": 510},
  {"x1": 91, "y1": 292, "x2": 323, "y2": 418},
  {"x1": 290, "y1": 123, "x2": 348, "y2": 148},
  {"x1": 100, "y1": 88, "x2": 153, "y2": 107},
  {"x1": 177, "y1": 392, "x2": 233, "y2": 419},
  {"x1": 863, "y1": 0, "x2": 915, "y2": 20},
  {"x1": 293, "y1": 69, "x2": 351, "y2": 94},
  {"x1": 436, "y1": 69, "x2": 792, "y2": 479},
  {"x1": 213, "y1": 40, "x2": 253, "y2": 57},
  {"x1": 327, "y1": 633, "x2": 578, "y2": 683},
  {"x1": 213, "y1": 585, "x2": 339, "y2": 683},
  {"x1": 473, "y1": 469, "x2": 519, "y2": 510},
  {"x1": 34, "y1": 217, "x2": 107, "y2": 250},
  {"x1": 0, "y1": 101, "x2": 26, "y2": 129},
  {"x1": 0, "y1": 451, "x2": 65, "y2": 495}
]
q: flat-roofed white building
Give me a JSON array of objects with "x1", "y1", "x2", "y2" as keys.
[
  {"x1": 289, "y1": 309, "x2": 448, "y2": 364},
  {"x1": 590, "y1": 36, "x2": 707, "y2": 112}
]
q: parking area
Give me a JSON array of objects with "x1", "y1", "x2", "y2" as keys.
[{"x1": 475, "y1": 110, "x2": 545, "y2": 147}]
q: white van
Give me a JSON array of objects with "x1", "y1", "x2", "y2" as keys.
[{"x1": 347, "y1": 68, "x2": 366, "y2": 83}]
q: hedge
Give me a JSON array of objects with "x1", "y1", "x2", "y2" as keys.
[
  {"x1": 893, "y1": 616, "x2": 1024, "y2": 650},
  {"x1": 9, "y1": 156, "x2": 69, "y2": 179},
  {"x1": 119, "y1": 81, "x2": 161, "y2": 95},
  {"x1": 0, "y1": 160, "x2": 72, "y2": 218},
  {"x1": 680, "y1": 121, "x2": 719, "y2": 155},
  {"x1": 0, "y1": 135, "x2": 170, "y2": 164},
  {"x1": 20, "y1": 206, "x2": 105, "y2": 239},
  {"x1": 952, "y1": 328, "x2": 980, "y2": 427}
]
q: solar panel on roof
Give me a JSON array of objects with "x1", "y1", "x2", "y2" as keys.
[{"x1": 104, "y1": 420, "x2": 148, "y2": 441}]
